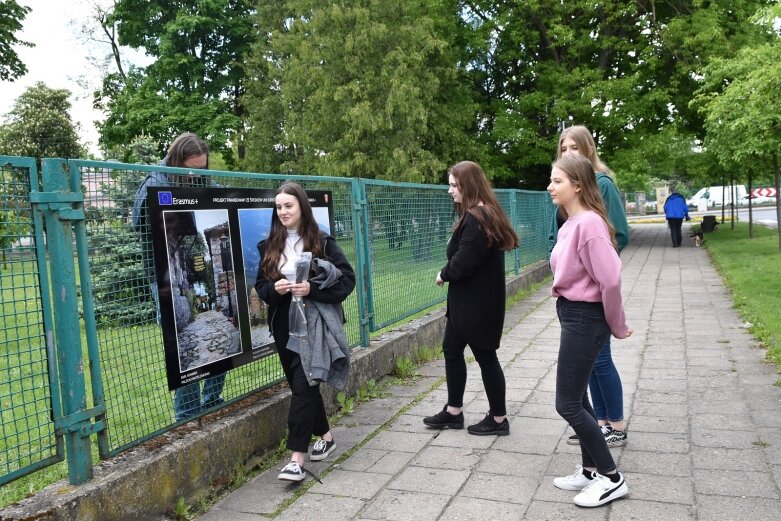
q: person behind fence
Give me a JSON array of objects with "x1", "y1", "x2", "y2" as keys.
[
  {"x1": 548, "y1": 154, "x2": 633, "y2": 507},
  {"x1": 423, "y1": 161, "x2": 519, "y2": 436},
  {"x1": 131, "y1": 132, "x2": 226, "y2": 421},
  {"x1": 255, "y1": 182, "x2": 356, "y2": 482},
  {"x1": 663, "y1": 188, "x2": 690, "y2": 248},
  {"x1": 549, "y1": 125, "x2": 630, "y2": 449}
]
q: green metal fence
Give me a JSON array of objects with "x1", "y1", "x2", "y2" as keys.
[
  {"x1": 0, "y1": 157, "x2": 553, "y2": 488},
  {"x1": 1, "y1": 158, "x2": 62, "y2": 486}
]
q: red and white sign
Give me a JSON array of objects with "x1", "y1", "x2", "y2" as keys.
[{"x1": 751, "y1": 187, "x2": 777, "y2": 197}]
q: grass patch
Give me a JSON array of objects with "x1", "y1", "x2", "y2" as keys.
[{"x1": 703, "y1": 223, "x2": 781, "y2": 368}]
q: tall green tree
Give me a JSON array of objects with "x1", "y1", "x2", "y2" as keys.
[
  {"x1": 0, "y1": 0, "x2": 31, "y2": 81},
  {"x1": 460, "y1": 0, "x2": 770, "y2": 189},
  {"x1": 0, "y1": 82, "x2": 84, "y2": 159},
  {"x1": 693, "y1": 5, "x2": 781, "y2": 248},
  {"x1": 243, "y1": 0, "x2": 476, "y2": 183},
  {"x1": 94, "y1": 0, "x2": 257, "y2": 166}
]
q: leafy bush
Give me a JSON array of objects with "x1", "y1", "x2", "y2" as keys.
[{"x1": 88, "y1": 219, "x2": 154, "y2": 326}]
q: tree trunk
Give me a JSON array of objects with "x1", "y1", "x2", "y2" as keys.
[
  {"x1": 774, "y1": 151, "x2": 781, "y2": 253},
  {"x1": 748, "y1": 170, "x2": 753, "y2": 239}
]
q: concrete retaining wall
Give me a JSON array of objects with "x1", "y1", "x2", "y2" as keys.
[{"x1": 0, "y1": 261, "x2": 550, "y2": 521}]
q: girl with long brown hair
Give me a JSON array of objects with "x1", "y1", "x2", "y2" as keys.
[
  {"x1": 255, "y1": 182, "x2": 355, "y2": 482},
  {"x1": 423, "y1": 161, "x2": 519, "y2": 436},
  {"x1": 554, "y1": 125, "x2": 631, "y2": 450},
  {"x1": 547, "y1": 154, "x2": 632, "y2": 507}
]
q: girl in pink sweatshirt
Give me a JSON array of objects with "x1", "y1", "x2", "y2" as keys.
[{"x1": 548, "y1": 154, "x2": 633, "y2": 508}]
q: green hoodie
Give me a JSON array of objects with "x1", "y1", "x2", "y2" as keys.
[{"x1": 548, "y1": 171, "x2": 630, "y2": 254}]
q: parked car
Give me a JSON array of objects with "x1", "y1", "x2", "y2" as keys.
[{"x1": 738, "y1": 194, "x2": 776, "y2": 206}]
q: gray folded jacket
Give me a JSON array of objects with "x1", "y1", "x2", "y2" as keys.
[{"x1": 286, "y1": 259, "x2": 350, "y2": 389}]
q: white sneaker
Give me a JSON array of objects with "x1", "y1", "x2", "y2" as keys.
[
  {"x1": 553, "y1": 465, "x2": 594, "y2": 491},
  {"x1": 277, "y1": 461, "x2": 305, "y2": 482},
  {"x1": 573, "y1": 472, "x2": 628, "y2": 507}
]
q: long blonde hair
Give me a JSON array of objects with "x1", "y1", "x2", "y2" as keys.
[
  {"x1": 557, "y1": 125, "x2": 613, "y2": 178},
  {"x1": 553, "y1": 155, "x2": 617, "y2": 249}
]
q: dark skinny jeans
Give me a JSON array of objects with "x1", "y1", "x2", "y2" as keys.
[
  {"x1": 443, "y1": 318, "x2": 507, "y2": 417},
  {"x1": 555, "y1": 297, "x2": 616, "y2": 475}
]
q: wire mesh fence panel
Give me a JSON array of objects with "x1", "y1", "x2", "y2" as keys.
[
  {"x1": 515, "y1": 190, "x2": 554, "y2": 268},
  {"x1": 494, "y1": 190, "x2": 519, "y2": 274},
  {"x1": 0, "y1": 160, "x2": 61, "y2": 485},
  {"x1": 362, "y1": 182, "x2": 453, "y2": 330}
]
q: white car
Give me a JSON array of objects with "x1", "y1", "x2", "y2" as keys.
[{"x1": 738, "y1": 194, "x2": 776, "y2": 206}]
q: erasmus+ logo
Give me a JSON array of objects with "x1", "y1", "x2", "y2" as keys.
[
  {"x1": 158, "y1": 191, "x2": 198, "y2": 205},
  {"x1": 158, "y1": 192, "x2": 173, "y2": 205}
]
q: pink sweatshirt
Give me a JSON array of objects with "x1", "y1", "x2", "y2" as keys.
[{"x1": 550, "y1": 210, "x2": 629, "y2": 339}]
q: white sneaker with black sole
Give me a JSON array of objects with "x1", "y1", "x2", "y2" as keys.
[
  {"x1": 573, "y1": 472, "x2": 628, "y2": 507},
  {"x1": 277, "y1": 461, "x2": 305, "y2": 482},
  {"x1": 310, "y1": 437, "x2": 336, "y2": 461},
  {"x1": 553, "y1": 465, "x2": 594, "y2": 491}
]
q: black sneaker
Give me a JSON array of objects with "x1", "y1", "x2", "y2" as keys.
[
  {"x1": 310, "y1": 437, "x2": 336, "y2": 461},
  {"x1": 423, "y1": 406, "x2": 464, "y2": 429},
  {"x1": 605, "y1": 429, "x2": 628, "y2": 447},
  {"x1": 277, "y1": 461, "x2": 305, "y2": 482},
  {"x1": 567, "y1": 425, "x2": 612, "y2": 445},
  {"x1": 467, "y1": 414, "x2": 510, "y2": 436}
]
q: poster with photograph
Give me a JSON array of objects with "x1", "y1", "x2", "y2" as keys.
[{"x1": 148, "y1": 186, "x2": 334, "y2": 390}]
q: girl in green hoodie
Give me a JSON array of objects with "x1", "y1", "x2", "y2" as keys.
[{"x1": 548, "y1": 125, "x2": 630, "y2": 448}]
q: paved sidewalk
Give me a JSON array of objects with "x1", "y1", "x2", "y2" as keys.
[{"x1": 199, "y1": 223, "x2": 781, "y2": 521}]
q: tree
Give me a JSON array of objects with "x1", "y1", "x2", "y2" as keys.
[
  {"x1": 693, "y1": 17, "x2": 781, "y2": 250},
  {"x1": 94, "y1": 0, "x2": 257, "y2": 166},
  {"x1": 459, "y1": 0, "x2": 770, "y2": 189},
  {"x1": 0, "y1": 0, "x2": 31, "y2": 81},
  {"x1": 0, "y1": 82, "x2": 84, "y2": 159},
  {"x1": 243, "y1": 0, "x2": 476, "y2": 183}
]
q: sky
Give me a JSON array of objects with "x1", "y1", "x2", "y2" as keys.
[{"x1": 0, "y1": 0, "x2": 149, "y2": 155}]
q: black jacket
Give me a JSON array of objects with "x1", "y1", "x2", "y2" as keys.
[
  {"x1": 440, "y1": 211, "x2": 506, "y2": 349},
  {"x1": 254, "y1": 233, "x2": 356, "y2": 345}
]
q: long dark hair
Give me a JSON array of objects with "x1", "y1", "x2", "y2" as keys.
[
  {"x1": 260, "y1": 182, "x2": 326, "y2": 280},
  {"x1": 449, "y1": 161, "x2": 519, "y2": 251},
  {"x1": 553, "y1": 155, "x2": 617, "y2": 248},
  {"x1": 164, "y1": 132, "x2": 209, "y2": 168},
  {"x1": 162, "y1": 133, "x2": 210, "y2": 186}
]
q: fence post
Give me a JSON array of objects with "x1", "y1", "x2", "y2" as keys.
[
  {"x1": 40, "y1": 159, "x2": 93, "y2": 484},
  {"x1": 511, "y1": 192, "x2": 521, "y2": 275},
  {"x1": 350, "y1": 179, "x2": 373, "y2": 346}
]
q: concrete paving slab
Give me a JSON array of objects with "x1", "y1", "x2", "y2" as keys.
[
  {"x1": 273, "y1": 494, "x2": 366, "y2": 521},
  {"x1": 608, "y1": 500, "x2": 696, "y2": 520},
  {"x1": 410, "y1": 445, "x2": 481, "y2": 471},
  {"x1": 692, "y1": 469, "x2": 779, "y2": 498},
  {"x1": 459, "y1": 472, "x2": 540, "y2": 504},
  {"x1": 522, "y1": 499, "x2": 609, "y2": 520},
  {"x1": 359, "y1": 489, "x2": 450, "y2": 521},
  {"x1": 308, "y1": 469, "x2": 393, "y2": 499},
  {"x1": 438, "y1": 496, "x2": 526, "y2": 520}
]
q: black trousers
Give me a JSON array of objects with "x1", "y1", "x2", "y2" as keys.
[
  {"x1": 443, "y1": 318, "x2": 507, "y2": 416},
  {"x1": 668, "y1": 218, "x2": 683, "y2": 247},
  {"x1": 275, "y1": 334, "x2": 330, "y2": 453},
  {"x1": 555, "y1": 297, "x2": 616, "y2": 475}
]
